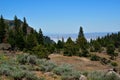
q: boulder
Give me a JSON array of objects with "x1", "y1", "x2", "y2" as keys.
[
  {"x1": 0, "y1": 43, "x2": 11, "y2": 50},
  {"x1": 105, "y1": 69, "x2": 120, "y2": 78},
  {"x1": 79, "y1": 75, "x2": 87, "y2": 80}
]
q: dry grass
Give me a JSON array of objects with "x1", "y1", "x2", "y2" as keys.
[
  {"x1": 49, "y1": 54, "x2": 111, "y2": 71},
  {"x1": 34, "y1": 71, "x2": 61, "y2": 80}
]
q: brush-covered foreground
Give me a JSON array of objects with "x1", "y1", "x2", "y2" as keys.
[{"x1": 0, "y1": 51, "x2": 120, "y2": 80}]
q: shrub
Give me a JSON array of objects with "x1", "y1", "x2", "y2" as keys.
[
  {"x1": 39, "y1": 60, "x2": 56, "y2": 72},
  {"x1": 11, "y1": 70, "x2": 26, "y2": 80},
  {"x1": 25, "y1": 71, "x2": 39, "y2": 80},
  {"x1": 61, "y1": 70, "x2": 81, "y2": 80},
  {"x1": 53, "y1": 64, "x2": 73, "y2": 75},
  {"x1": 80, "y1": 48, "x2": 89, "y2": 57},
  {"x1": 36, "y1": 59, "x2": 47, "y2": 65},
  {"x1": 0, "y1": 64, "x2": 12, "y2": 76},
  {"x1": 105, "y1": 73, "x2": 120, "y2": 80},
  {"x1": 90, "y1": 46, "x2": 95, "y2": 52},
  {"x1": 111, "y1": 62, "x2": 118, "y2": 67},
  {"x1": 100, "y1": 57, "x2": 111, "y2": 65},
  {"x1": 27, "y1": 55, "x2": 37, "y2": 65},
  {"x1": 90, "y1": 54, "x2": 100, "y2": 61},
  {"x1": 17, "y1": 53, "x2": 37, "y2": 65},
  {"x1": 87, "y1": 71, "x2": 105, "y2": 80},
  {"x1": 32, "y1": 45, "x2": 49, "y2": 59},
  {"x1": 53, "y1": 64, "x2": 81, "y2": 80},
  {"x1": 17, "y1": 53, "x2": 29, "y2": 64}
]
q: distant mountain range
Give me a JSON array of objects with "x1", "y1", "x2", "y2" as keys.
[
  {"x1": 45, "y1": 32, "x2": 116, "y2": 42},
  {"x1": 5, "y1": 19, "x2": 33, "y2": 34},
  {"x1": 4, "y1": 19, "x2": 117, "y2": 43}
]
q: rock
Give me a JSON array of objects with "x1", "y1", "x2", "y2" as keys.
[
  {"x1": 0, "y1": 43, "x2": 11, "y2": 50},
  {"x1": 79, "y1": 75, "x2": 87, "y2": 80},
  {"x1": 105, "y1": 69, "x2": 120, "y2": 78},
  {"x1": 44, "y1": 72, "x2": 54, "y2": 77}
]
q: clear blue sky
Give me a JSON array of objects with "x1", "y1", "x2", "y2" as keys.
[{"x1": 0, "y1": 0, "x2": 120, "y2": 34}]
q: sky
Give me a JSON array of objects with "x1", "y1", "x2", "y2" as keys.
[{"x1": 0, "y1": 0, "x2": 120, "y2": 34}]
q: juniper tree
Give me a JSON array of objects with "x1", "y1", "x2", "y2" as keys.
[{"x1": 0, "y1": 15, "x2": 6, "y2": 43}]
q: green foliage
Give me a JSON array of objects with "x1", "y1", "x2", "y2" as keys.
[
  {"x1": 90, "y1": 54, "x2": 100, "y2": 61},
  {"x1": 64, "y1": 45, "x2": 78, "y2": 56},
  {"x1": 11, "y1": 68, "x2": 26, "y2": 80},
  {"x1": 22, "y1": 17, "x2": 28, "y2": 36},
  {"x1": 80, "y1": 47, "x2": 89, "y2": 57},
  {"x1": 107, "y1": 44, "x2": 115, "y2": 55},
  {"x1": 61, "y1": 70, "x2": 81, "y2": 80},
  {"x1": 78, "y1": 26, "x2": 84, "y2": 38},
  {"x1": 32, "y1": 45, "x2": 49, "y2": 59},
  {"x1": 0, "y1": 15, "x2": 6, "y2": 43},
  {"x1": 26, "y1": 33, "x2": 38, "y2": 50},
  {"x1": 57, "y1": 40, "x2": 64, "y2": 49},
  {"x1": 17, "y1": 53, "x2": 37, "y2": 65},
  {"x1": 107, "y1": 44, "x2": 116, "y2": 59},
  {"x1": 64, "y1": 37, "x2": 79, "y2": 56},
  {"x1": 111, "y1": 62, "x2": 118, "y2": 67},
  {"x1": 76, "y1": 37, "x2": 88, "y2": 49},
  {"x1": 53, "y1": 64, "x2": 73, "y2": 75},
  {"x1": 104, "y1": 73, "x2": 120, "y2": 80},
  {"x1": 8, "y1": 29, "x2": 16, "y2": 48},
  {"x1": 100, "y1": 57, "x2": 111, "y2": 65},
  {"x1": 0, "y1": 64, "x2": 12, "y2": 76},
  {"x1": 76, "y1": 26, "x2": 88, "y2": 49},
  {"x1": 25, "y1": 72, "x2": 39, "y2": 80},
  {"x1": 38, "y1": 28, "x2": 44, "y2": 45},
  {"x1": 38, "y1": 60, "x2": 57, "y2": 72},
  {"x1": 53, "y1": 64, "x2": 81, "y2": 80},
  {"x1": 88, "y1": 71, "x2": 105, "y2": 80},
  {"x1": 93, "y1": 41, "x2": 101, "y2": 52},
  {"x1": 14, "y1": 15, "x2": 20, "y2": 32}
]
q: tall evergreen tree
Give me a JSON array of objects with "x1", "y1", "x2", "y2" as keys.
[
  {"x1": 14, "y1": 15, "x2": 20, "y2": 32},
  {"x1": 78, "y1": 26, "x2": 84, "y2": 38},
  {"x1": 0, "y1": 15, "x2": 6, "y2": 43},
  {"x1": 8, "y1": 30, "x2": 16, "y2": 48},
  {"x1": 22, "y1": 17, "x2": 27, "y2": 36},
  {"x1": 76, "y1": 26, "x2": 87, "y2": 49},
  {"x1": 38, "y1": 28, "x2": 44, "y2": 45},
  {"x1": 26, "y1": 33, "x2": 38, "y2": 50},
  {"x1": 66, "y1": 37, "x2": 74, "y2": 45}
]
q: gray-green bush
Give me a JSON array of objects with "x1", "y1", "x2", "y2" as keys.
[
  {"x1": 38, "y1": 59, "x2": 57, "y2": 72},
  {"x1": 53, "y1": 64, "x2": 81, "y2": 80},
  {"x1": 17, "y1": 53, "x2": 37, "y2": 65}
]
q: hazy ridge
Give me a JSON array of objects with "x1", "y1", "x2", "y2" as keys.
[{"x1": 45, "y1": 32, "x2": 115, "y2": 42}]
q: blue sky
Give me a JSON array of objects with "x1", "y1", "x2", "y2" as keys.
[{"x1": 0, "y1": 0, "x2": 120, "y2": 34}]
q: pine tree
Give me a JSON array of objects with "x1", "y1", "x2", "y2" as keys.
[
  {"x1": 8, "y1": 30, "x2": 16, "y2": 48},
  {"x1": 38, "y1": 28, "x2": 44, "y2": 45},
  {"x1": 22, "y1": 17, "x2": 27, "y2": 36},
  {"x1": 64, "y1": 37, "x2": 78, "y2": 56},
  {"x1": 107, "y1": 44, "x2": 116, "y2": 59},
  {"x1": 57, "y1": 40, "x2": 64, "y2": 49},
  {"x1": 66, "y1": 37, "x2": 74, "y2": 45},
  {"x1": 78, "y1": 26, "x2": 84, "y2": 38},
  {"x1": 76, "y1": 26, "x2": 87, "y2": 49},
  {"x1": 0, "y1": 15, "x2": 6, "y2": 43},
  {"x1": 26, "y1": 33, "x2": 38, "y2": 50},
  {"x1": 14, "y1": 15, "x2": 20, "y2": 32}
]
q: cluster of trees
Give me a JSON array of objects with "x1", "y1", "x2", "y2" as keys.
[
  {"x1": 0, "y1": 15, "x2": 119, "y2": 59},
  {"x1": 0, "y1": 15, "x2": 54, "y2": 58},
  {"x1": 56, "y1": 27, "x2": 89, "y2": 57},
  {"x1": 90, "y1": 32, "x2": 120, "y2": 59},
  {"x1": 56, "y1": 27, "x2": 120, "y2": 60}
]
